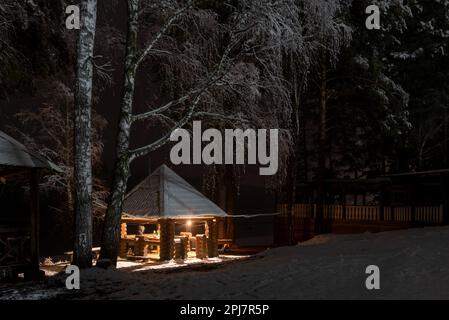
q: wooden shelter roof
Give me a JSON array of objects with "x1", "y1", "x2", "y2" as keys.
[
  {"x1": 122, "y1": 164, "x2": 226, "y2": 219},
  {"x1": 0, "y1": 130, "x2": 61, "y2": 172}
]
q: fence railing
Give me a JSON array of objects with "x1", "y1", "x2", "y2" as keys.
[{"x1": 278, "y1": 204, "x2": 444, "y2": 225}]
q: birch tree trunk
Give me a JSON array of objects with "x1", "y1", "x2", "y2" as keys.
[
  {"x1": 98, "y1": 0, "x2": 231, "y2": 266},
  {"x1": 73, "y1": 0, "x2": 97, "y2": 268},
  {"x1": 99, "y1": 0, "x2": 139, "y2": 266}
]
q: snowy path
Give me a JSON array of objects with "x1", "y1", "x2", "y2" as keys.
[{"x1": 2, "y1": 226, "x2": 449, "y2": 299}]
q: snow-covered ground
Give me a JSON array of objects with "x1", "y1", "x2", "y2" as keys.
[{"x1": 2, "y1": 226, "x2": 449, "y2": 299}]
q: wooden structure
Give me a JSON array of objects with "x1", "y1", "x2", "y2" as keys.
[
  {"x1": 278, "y1": 203, "x2": 444, "y2": 224},
  {"x1": 119, "y1": 217, "x2": 220, "y2": 261},
  {"x1": 0, "y1": 131, "x2": 61, "y2": 280},
  {"x1": 119, "y1": 165, "x2": 228, "y2": 261},
  {"x1": 277, "y1": 169, "x2": 449, "y2": 244}
]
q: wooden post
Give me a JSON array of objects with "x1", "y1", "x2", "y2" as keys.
[
  {"x1": 159, "y1": 219, "x2": 175, "y2": 261},
  {"x1": 120, "y1": 222, "x2": 127, "y2": 238},
  {"x1": 135, "y1": 235, "x2": 147, "y2": 256},
  {"x1": 181, "y1": 236, "x2": 188, "y2": 259},
  {"x1": 207, "y1": 219, "x2": 218, "y2": 258},
  {"x1": 217, "y1": 217, "x2": 225, "y2": 240},
  {"x1": 175, "y1": 237, "x2": 188, "y2": 260},
  {"x1": 342, "y1": 187, "x2": 346, "y2": 220},
  {"x1": 174, "y1": 239, "x2": 182, "y2": 260},
  {"x1": 29, "y1": 169, "x2": 40, "y2": 276},
  {"x1": 196, "y1": 234, "x2": 207, "y2": 259},
  {"x1": 118, "y1": 222, "x2": 128, "y2": 258},
  {"x1": 226, "y1": 216, "x2": 234, "y2": 243},
  {"x1": 119, "y1": 241, "x2": 128, "y2": 258}
]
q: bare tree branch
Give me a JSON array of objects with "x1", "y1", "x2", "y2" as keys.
[
  {"x1": 193, "y1": 111, "x2": 253, "y2": 125},
  {"x1": 132, "y1": 90, "x2": 198, "y2": 122},
  {"x1": 135, "y1": 0, "x2": 194, "y2": 68},
  {"x1": 129, "y1": 85, "x2": 209, "y2": 161}
]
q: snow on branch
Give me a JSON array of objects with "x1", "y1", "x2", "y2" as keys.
[
  {"x1": 135, "y1": 0, "x2": 194, "y2": 68},
  {"x1": 122, "y1": 0, "x2": 354, "y2": 186}
]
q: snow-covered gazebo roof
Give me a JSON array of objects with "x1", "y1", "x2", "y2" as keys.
[
  {"x1": 122, "y1": 164, "x2": 226, "y2": 219},
  {"x1": 0, "y1": 130, "x2": 61, "y2": 172}
]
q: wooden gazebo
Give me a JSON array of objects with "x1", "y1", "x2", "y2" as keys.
[
  {"x1": 0, "y1": 131, "x2": 61, "y2": 280},
  {"x1": 119, "y1": 165, "x2": 230, "y2": 261}
]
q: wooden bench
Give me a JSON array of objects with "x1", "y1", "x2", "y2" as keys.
[
  {"x1": 64, "y1": 247, "x2": 101, "y2": 261},
  {"x1": 218, "y1": 239, "x2": 233, "y2": 252},
  {"x1": 120, "y1": 235, "x2": 161, "y2": 258}
]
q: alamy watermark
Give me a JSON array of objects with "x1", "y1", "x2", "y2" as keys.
[
  {"x1": 366, "y1": 5, "x2": 380, "y2": 30},
  {"x1": 65, "y1": 265, "x2": 80, "y2": 290},
  {"x1": 170, "y1": 121, "x2": 278, "y2": 176},
  {"x1": 365, "y1": 265, "x2": 380, "y2": 290},
  {"x1": 65, "y1": 5, "x2": 80, "y2": 30},
  {"x1": 66, "y1": 4, "x2": 380, "y2": 31}
]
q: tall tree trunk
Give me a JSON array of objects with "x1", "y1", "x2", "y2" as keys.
[
  {"x1": 65, "y1": 101, "x2": 75, "y2": 239},
  {"x1": 73, "y1": 0, "x2": 97, "y2": 268},
  {"x1": 66, "y1": 101, "x2": 75, "y2": 212},
  {"x1": 286, "y1": 73, "x2": 301, "y2": 244},
  {"x1": 315, "y1": 56, "x2": 327, "y2": 234},
  {"x1": 99, "y1": 0, "x2": 139, "y2": 266},
  {"x1": 215, "y1": 165, "x2": 235, "y2": 240},
  {"x1": 300, "y1": 103, "x2": 309, "y2": 183},
  {"x1": 224, "y1": 165, "x2": 235, "y2": 240},
  {"x1": 444, "y1": 106, "x2": 448, "y2": 167},
  {"x1": 318, "y1": 59, "x2": 327, "y2": 184}
]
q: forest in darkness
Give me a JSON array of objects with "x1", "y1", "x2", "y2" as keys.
[{"x1": 1, "y1": 0, "x2": 448, "y2": 256}]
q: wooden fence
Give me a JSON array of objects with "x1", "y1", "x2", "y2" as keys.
[{"x1": 278, "y1": 204, "x2": 444, "y2": 224}]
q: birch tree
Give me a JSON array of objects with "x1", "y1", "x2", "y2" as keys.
[
  {"x1": 99, "y1": 0, "x2": 313, "y2": 265},
  {"x1": 74, "y1": 0, "x2": 98, "y2": 268}
]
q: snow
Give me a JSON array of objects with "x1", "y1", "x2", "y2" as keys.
[
  {"x1": 0, "y1": 288, "x2": 65, "y2": 300},
  {"x1": 2, "y1": 226, "x2": 449, "y2": 299},
  {"x1": 391, "y1": 48, "x2": 424, "y2": 61},
  {"x1": 354, "y1": 55, "x2": 369, "y2": 70},
  {"x1": 116, "y1": 255, "x2": 248, "y2": 272},
  {"x1": 116, "y1": 260, "x2": 142, "y2": 269}
]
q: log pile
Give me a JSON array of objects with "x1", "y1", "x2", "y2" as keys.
[
  {"x1": 174, "y1": 236, "x2": 188, "y2": 260},
  {"x1": 196, "y1": 234, "x2": 207, "y2": 259}
]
